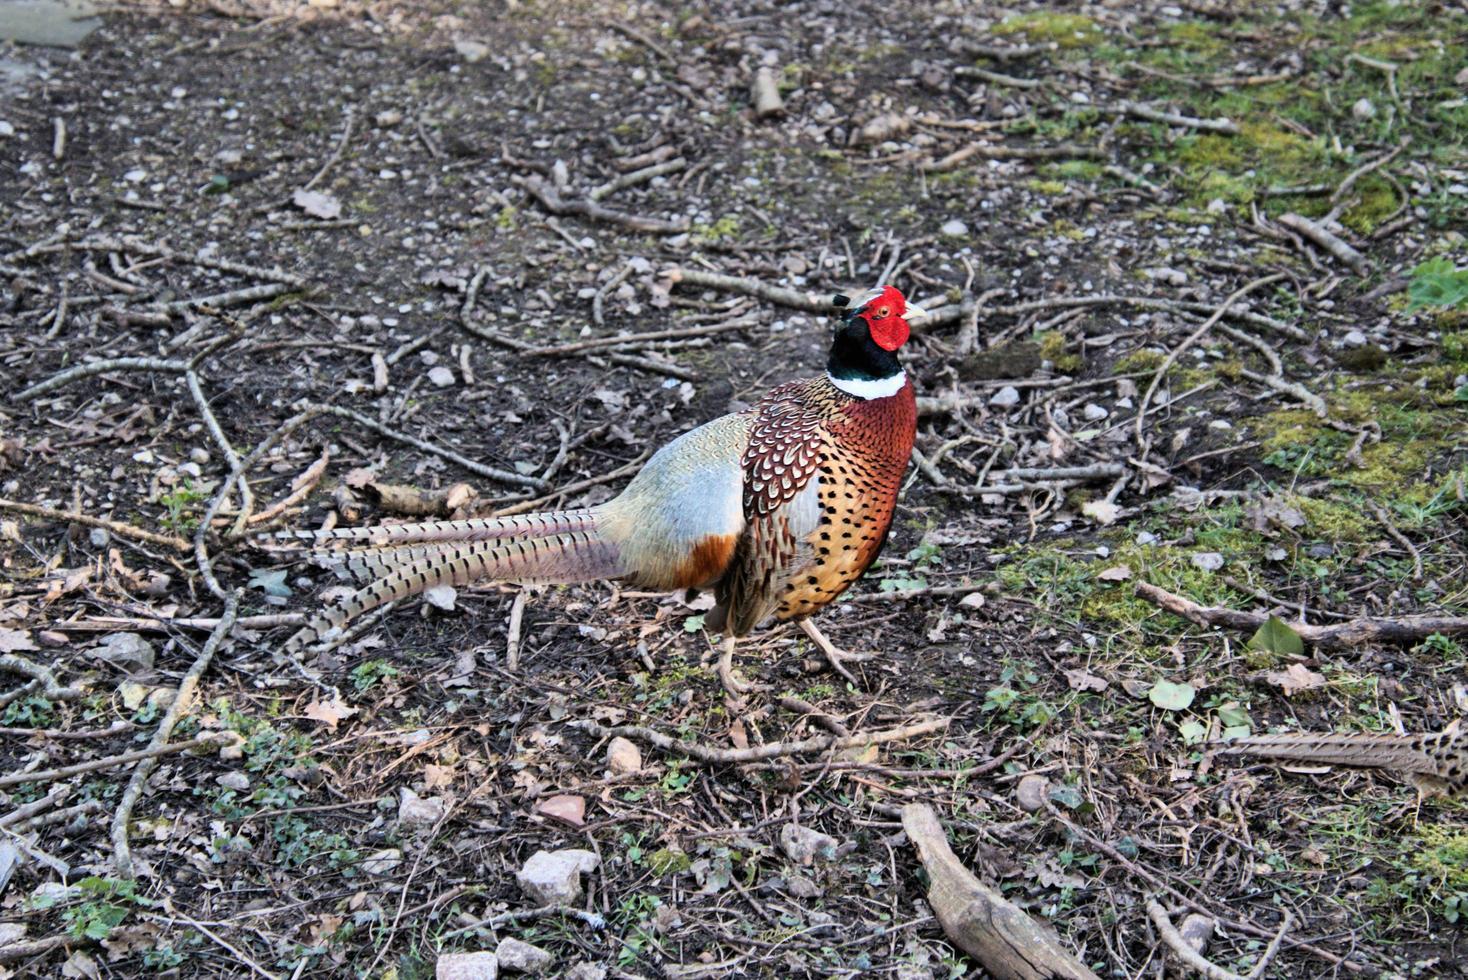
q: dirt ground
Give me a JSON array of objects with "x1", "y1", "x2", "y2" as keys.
[{"x1": 1, "y1": 1, "x2": 1466, "y2": 977}]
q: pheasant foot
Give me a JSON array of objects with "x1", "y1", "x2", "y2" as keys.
[
  {"x1": 799, "y1": 619, "x2": 877, "y2": 684},
  {"x1": 717, "y1": 634, "x2": 766, "y2": 701}
]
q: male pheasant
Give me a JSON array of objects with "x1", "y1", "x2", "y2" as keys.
[{"x1": 278, "y1": 285, "x2": 927, "y2": 696}]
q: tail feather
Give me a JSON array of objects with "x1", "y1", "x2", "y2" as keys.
[
  {"x1": 274, "y1": 509, "x2": 599, "y2": 549},
  {"x1": 1215, "y1": 728, "x2": 1466, "y2": 790},
  {"x1": 281, "y1": 512, "x2": 625, "y2": 656}
]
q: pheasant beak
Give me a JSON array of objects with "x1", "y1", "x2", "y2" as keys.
[{"x1": 903, "y1": 303, "x2": 929, "y2": 321}]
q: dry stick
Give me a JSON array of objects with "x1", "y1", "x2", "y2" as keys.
[
  {"x1": 589, "y1": 157, "x2": 687, "y2": 201},
  {"x1": 112, "y1": 594, "x2": 239, "y2": 879},
  {"x1": 0, "y1": 498, "x2": 189, "y2": 552},
  {"x1": 517, "y1": 175, "x2": 689, "y2": 234},
  {"x1": 666, "y1": 268, "x2": 833, "y2": 313},
  {"x1": 303, "y1": 403, "x2": 549, "y2": 490},
  {"x1": 155, "y1": 907, "x2": 281, "y2": 980},
  {"x1": 902, "y1": 804, "x2": 1099, "y2": 980},
  {"x1": 578, "y1": 718, "x2": 948, "y2": 765},
  {"x1": 1147, "y1": 900, "x2": 1266, "y2": 980},
  {"x1": 920, "y1": 141, "x2": 1103, "y2": 173},
  {"x1": 63, "y1": 236, "x2": 305, "y2": 287},
  {"x1": 527, "y1": 316, "x2": 757, "y2": 357},
  {"x1": 0, "y1": 734, "x2": 228, "y2": 790},
  {"x1": 592, "y1": 262, "x2": 634, "y2": 326},
  {"x1": 185, "y1": 367, "x2": 254, "y2": 531},
  {"x1": 953, "y1": 65, "x2": 1042, "y2": 88},
  {"x1": 1135, "y1": 580, "x2": 1468, "y2": 648},
  {"x1": 505, "y1": 588, "x2": 528, "y2": 672},
  {"x1": 9, "y1": 799, "x2": 105, "y2": 833},
  {"x1": 1275, "y1": 213, "x2": 1368, "y2": 273},
  {"x1": 488, "y1": 451, "x2": 649, "y2": 516},
  {"x1": 1134, "y1": 274, "x2": 1286, "y2": 453},
  {"x1": 303, "y1": 105, "x2": 355, "y2": 192},
  {"x1": 613, "y1": 144, "x2": 676, "y2": 172},
  {"x1": 1366, "y1": 502, "x2": 1423, "y2": 581},
  {"x1": 0, "y1": 788, "x2": 69, "y2": 829},
  {"x1": 1330, "y1": 136, "x2": 1411, "y2": 207},
  {"x1": 0, "y1": 655, "x2": 83, "y2": 701},
  {"x1": 1237, "y1": 367, "x2": 1327, "y2": 417},
  {"x1": 13, "y1": 355, "x2": 189, "y2": 402},
  {"x1": 244, "y1": 449, "x2": 330, "y2": 527},
  {"x1": 1108, "y1": 101, "x2": 1239, "y2": 134},
  {"x1": 48, "y1": 614, "x2": 305, "y2": 633},
  {"x1": 163, "y1": 281, "x2": 292, "y2": 313}
]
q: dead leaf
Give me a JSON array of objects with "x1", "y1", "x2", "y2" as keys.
[
  {"x1": 343, "y1": 467, "x2": 376, "y2": 489},
  {"x1": 1063, "y1": 669, "x2": 1108, "y2": 692},
  {"x1": 1265, "y1": 663, "x2": 1327, "y2": 697},
  {"x1": 291, "y1": 188, "x2": 343, "y2": 220},
  {"x1": 1096, "y1": 564, "x2": 1132, "y2": 582},
  {"x1": 0, "y1": 628, "x2": 37, "y2": 653},
  {"x1": 727, "y1": 719, "x2": 749, "y2": 751},
  {"x1": 1081, "y1": 500, "x2": 1120, "y2": 525},
  {"x1": 535, "y1": 794, "x2": 585, "y2": 827},
  {"x1": 424, "y1": 763, "x2": 456, "y2": 791},
  {"x1": 303, "y1": 696, "x2": 359, "y2": 731}
]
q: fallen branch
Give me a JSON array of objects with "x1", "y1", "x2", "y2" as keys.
[
  {"x1": 577, "y1": 717, "x2": 948, "y2": 765},
  {"x1": 1275, "y1": 213, "x2": 1369, "y2": 273},
  {"x1": 0, "y1": 734, "x2": 228, "y2": 790},
  {"x1": 665, "y1": 268, "x2": 832, "y2": 313},
  {"x1": 113, "y1": 594, "x2": 239, "y2": 879},
  {"x1": 13, "y1": 355, "x2": 189, "y2": 402},
  {"x1": 1147, "y1": 899, "x2": 1291, "y2": 980},
  {"x1": 918, "y1": 293, "x2": 1305, "y2": 340},
  {"x1": 589, "y1": 157, "x2": 687, "y2": 201},
  {"x1": 0, "y1": 498, "x2": 190, "y2": 552},
  {"x1": 526, "y1": 316, "x2": 757, "y2": 356},
  {"x1": 36, "y1": 236, "x2": 306, "y2": 287},
  {"x1": 517, "y1": 175, "x2": 689, "y2": 234},
  {"x1": 0, "y1": 654, "x2": 84, "y2": 701},
  {"x1": 953, "y1": 65, "x2": 1042, "y2": 88},
  {"x1": 1108, "y1": 101, "x2": 1238, "y2": 134},
  {"x1": 920, "y1": 141, "x2": 1103, "y2": 172},
  {"x1": 1135, "y1": 581, "x2": 1468, "y2": 648},
  {"x1": 303, "y1": 403, "x2": 549, "y2": 490},
  {"x1": 1237, "y1": 367, "x2": 1327, "y2": 417},
  {"x1": 902, "y1": 803, "x2": 1100, "y2": 980},
  {"x1": 46, "y1": 613, "x2": 305, "y2": 633}
]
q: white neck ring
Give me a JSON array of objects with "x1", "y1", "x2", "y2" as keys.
[{"x1": 827, "y1": 370, "x2": 906, "y2": 400}]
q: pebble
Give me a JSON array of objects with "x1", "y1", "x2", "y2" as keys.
[
  {"x1": 1082, "y1": 403, "x2": 1108, "y2": 422},
  {"x1": 398, "y1": 787, "x2": 447, "y2": 828},
  {"x1": 189, "y1": 447, "x2": 210, "y2": 465},
  {"x1": 454, "y1": 39, "x2": 489, "y2": 63},
  {"x1": 0, "y1": 121, "x2": 13, "y2": 138},
  {"x1": 939, "y1": 219, "x2": 969, "y2": 238},
  {"x1": 1341, "y1": 329, "x2": 1368, "y2": 347},
  {"x1": 563, "y1": 964, "x2": 606, "y2": 980},
  {"x1": 428, "y1": 366, "x2": 456, "y2": 387},
  {"x1": 779, "y1": 824, "x2": 838, "y2": 865},
  {"x1": 606, "y1": 736, "x2": 641, "y2": 775},
  {"x1": 516, "y1": 849, "x2": 600, "y2": 905},
  {"x1": 375, "y1": 110, "x2": 403, "y2": 127},
  {"x1": 494, "y1": 938, "x2": 554, "y2": 975},
  {"x1": 362, "y1": 848, "x2": 402, "y2": 875},
  {"x1": 437, "y1": 952, "x2": 498, "y2": 980},
  {"x1": 1352, "y1": 98, "x2": 1376, "y2": 120},
  {"x1": 89, "y1": 528, "x2": 109, "y2": 547},
  {"x1": 1015, "y1": 774, "x2": 1050, "y2": 812},
  {"x1": 989, "y1": 385, "x2": 1020, "y2": 408},
  {"x1": 216, "y1": 772, "x2": 250, "y2": 791},
  {"x1": 94, "y1": 633, "x2": 155, "y2": 670}
]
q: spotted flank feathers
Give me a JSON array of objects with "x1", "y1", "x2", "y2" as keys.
[{"x1": 1214, "y1": 725, "x2": 1466, "y2": 793}]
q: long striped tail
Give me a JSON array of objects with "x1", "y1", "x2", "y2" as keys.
[
  {"x1": 275, "y1": 510, "x2": 626, "y2": 656},
  {"x1": 1213, "y1": 726, "x2": 1465, "y2": 791}
]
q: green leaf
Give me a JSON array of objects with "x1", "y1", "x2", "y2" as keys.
[
  {"x1": 682, "y1": 614, "x2": 705, "y2": 633},
  {"x1": 1148, "y1": 680, "x2": 1195, "y2": 711},
  {"x1": 1246, "y1": 616, "x2": 1303, "y2": 656},
  {"x1": 1217, "y1": 704, "x2": 1252, "y2": 729},
  {"x1": 1048, "y1": 784, "x2": 1085, "y2": 809},
  {"x1": 1454, "y1": 385, "x2": 1468, "y2": 404},
  {"x1": 1407, "y1": 257, "x2": 1468, "y2": 311},
  {"x1": 246, "y1": 568, "x2": 292, "y2": 597},
  {"x1": 1221, "y1": 724, "x2": 1253, "y2": 741},
  {"x1": 1178, "y1": 718, "x2": 1207, "y2": 745}
]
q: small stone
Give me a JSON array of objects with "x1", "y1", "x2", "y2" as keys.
[
  {"x1": 787, "y1": 875, "x2": 823, "y2": 898},
  {"x1": 0, "y1": 121, "x2": 14, "y2": 138},
  {"x1": 423, "y1": 584, "x2": 458, "y2": 611},
  {"x1": 216, "y1": 772, "x2": 250, "y2": 791},
  {"x1": 189, "y1": 447, "x2": 210, "y2": 465},
  {"x1": 362, "y1": 848, "x2": 402, "y2": 875},
  {"x1": 1208, "y1": 419, "x2": 1232, "y2": 430},
  {"x1": 89, "y1": 527, "x2": 110, "y2": 547},
  {"x1": 1178, "y1": 914, "x2": 1215, "y2": 955},
  {"x1": 606, "y1": 736, "x2": 641, "y2": 774},
  {"x1": 563, "y1": 963, "x2": 606, "y2": 980},
  {"x1": 437, "y1": 952, "x2": 498, "y2": 980},
  {"x1": 1082, "y1": 403, "x2": 1108, "y2": 422},
  {"x1": 534, "y1": 794, "x2": 586, "y2": 827},
  {"x1": 779, "y1": 824, "x2": 838, "y2": 865},
  {"x1": 399, "y1": 787, "x2": 447, "y2": 827},
  {"x1": 1352, "y1": 98, "x2": 1376, "y2": 120},
  {"x1": 989, "y1": 385, "x2": 1020, "y2": 408},
  {"x1": 494, "y1": 938, "x2": 554, "y2": 975},
  {"x1": 375, "y1": 110, "x2": 403, "y2": 127},
  {"x1": 454, "y1": 39, "x2": 489, "y2": 63},
  {"x1": 1206, "y1": 198, "x2": 1228, "y2": 214},
  {"x1": 1191, "y1": 551, "x2": 1225, "y2": 572},
  {"x1": 1069, "y1": 91, "x2": 1090, "y2": 104},
  {"x1": 1015, "y1": 774, "x2": 1049, "y2": 812},
  {"x1": 1147, "y1": 267, "x2": 1187, "y2": 286},
  {"x1": 94, "y1": 633, "x2": 155, "y2": 670},
  {"x1": 516, "y1": 849, "x2": 600, "y2": 905},
  {"x1": 939, "y1": 219, "x2": 969, "y2": 238},
  {"x1": 428, "y1": 366, "x2": 456, "y2": 387},
  {"x1": 1341, "y1": 329, "x2": 1368, "y2": 347}
]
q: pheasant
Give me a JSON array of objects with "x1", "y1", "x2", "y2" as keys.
[
  {"x1": 1212, "y1": 723, "x2": 1467, "y2": 796},
  {"x1": 276, "y1": 285, "x2": 927, "y2": 697}
]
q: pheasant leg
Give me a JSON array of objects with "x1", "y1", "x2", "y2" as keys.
[
  {"x1": 717, "y1": 634, "x2": 763, "y2": 700},
  {"x1": 799, "y1": 619, "x2": 877, "y2": 683}
]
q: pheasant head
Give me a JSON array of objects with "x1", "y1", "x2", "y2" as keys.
[{"x1": 826, "y1": 285, "x2": 926, "y2": 399}]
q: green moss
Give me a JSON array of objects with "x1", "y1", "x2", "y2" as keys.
[
  {"x1": 1443, "y1": 333, "x2": 1468, "y2": 363},
  {"x1": 646, "y1": 847, "x2": 692, "y2": 876},
  {"x1": 1027, "y1": 179, "x2": 1068, "y2": 196},
  {"x1": 1295, "y1": 496, "x2": 1374, "y2": 542},
  {"x1": 692, "y1": 214, "x2": 740, "y2": 243},
  {"x1": 1341, "y1": 176, "x2": 1400, "y2": 235},
  {"x1": 993, "y1": 12, "x2": 1101, "y2": 48},
  {"x1": 1113, "y1": 349, "x2": 1167, "y2": 376},
  {"x1": 1049, "y1": 160, "x2": 1103, "y2": 180},
  {"x1": 1037, "y1": 330, "x2": 1082, "y2": 373}
]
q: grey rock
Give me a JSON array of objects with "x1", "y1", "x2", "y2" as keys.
[
  {"x1": 494, "y1": 938, "x2": 553, "y2": 974},
  {"x1": 606, "y1": 736, "x2": 641, "y2": 775},
  {"x1": 989, "y1": 385, "x2": 1020, "y2": 408},
  {"x1": 398, "y1": 787, "x2": 447, "y2": 828},
  {"x1": 563, "y1": 964, "x2": 606, "y2": 980},
  {"x1": 437, "y1": 952, "x2": 498, "y2": 980},
  {"x1": 516, "y1": 848, "x2": 600, "y2": 905},
  {"x1": 1015, "y1": 773, "x2": 1049, "y2": 813},
  {"x1": 1341, "y1": 329, "x2": 1368, "y2": 347},
  {"x1": 779, "y1": 824, "x2": 838, "y2": 865},
  {"x1": 1082, "y1": 403, "x2": 1109, "y2": 422},
  {"x1": 215, "y1": 772, "x2": 250, "y2": 792},
  {"x1": 1352, "y1": 98, "x2": 1376, "y2": 120},
  {"x1": 94, "y1": 633, "x2": 155, "y2": 670},
  {"x1": 939, "y1": 219, "x2": 969, "y2": 238},
  {"x1": 362, "y1": 848, "x2": 402, "y2": 875},
  {"x1": 454, "y1": 39, "x2": 489, "y2": 63}
]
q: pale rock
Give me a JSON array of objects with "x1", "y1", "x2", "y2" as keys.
[
  {"x1": 1352, "y1": 98, "x2": 1376, "y2": 120},
  {"x1": 494, "y1": 938, "x2": 554, "y2": 974},
  {"x1": 428, "y1": 366, "x2": 456, "y2": 387},
  {"x1": 399, "y1": 787, "x2": 447, "y2": 827},
  {"x1": 376, "y1": 110, "x2": 403, "y2": 127},
  {"x1": 606, "y1": 736, "x2": 641, "y2": 774},
  {"x1": 362, "y1": 848, "x2": 403, "y2": 875},
  {"x1": 1015, "y1": 773, "x2": 1050, "y2": 812},
  {"x1": 1147, "y1": 267, "x2": 1187, "y2": 286},
  {"x1": 1341, "y1": 329, "x2": 1368, "y2": 347},
  {"x1": 423, "y1": 584, "x2": 458, "y2": 611},
  {"x1": 89, "y1": 528, "x2": 109, "y2": 547},
  {"x1": 0, "y1": 121, "x2": 14, "y2": 138},
  {"x1": 216, "y1": 772, "x2": 250, "y2": 791},
  {"x1": 455, "y1": 39, "x2": 489, "y2": 63},
  {"x1": 989, "y1": 385, "x2": 1020, "y2": 408},
  {"x1": 437, "y1": 952, "x2": 498, "y2": 980},
  {"x1": 188, "y1": 447, "x2": 210, "y2": 465},
  {"x1": 1191, "y1": 551, "x2": 1224, "y2": 572},
  {"x1": 563, "y1": 963, "x2": 606, "y2": 980},
  {"x1": 516, "y1": 849, "x2": 600, "y2": 905},
  {"x1": 1206, "y1": 198, "x2": 1228, "y2": 214},
  {"x1": 939, "y1": 219, "x2": 969, "y2": 238},
  {"x1": 1082, "y1": 403, "x2": 1108, "y2": 421},
  {"x1": 779, "y1": 824, "x2": 838, "y2": 865},
  {"x1": 94, "y1": 633, "x2": 155, "y2": 670}
]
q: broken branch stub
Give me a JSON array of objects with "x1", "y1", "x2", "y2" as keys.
[{"x1": 902, "y1": 804, "x2": 1100, "y2": 980}]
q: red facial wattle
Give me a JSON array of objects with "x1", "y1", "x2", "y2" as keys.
[
  {"x1": 859, "y1": 285, "x2": 916, "y2": 351},
  {"x1": 867, "y1": 316, "x2": 910, "y2": 351}
]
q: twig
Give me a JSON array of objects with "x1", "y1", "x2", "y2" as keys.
[
  {"x1": 440, "y1": 903, "x2": 606, "y2": 941},
  {"x1": 1108, "y1": 101, "x2": 1238, "y2": 134},
  {"x1": 505, "y1": 588, "x2": 527, "y2": 672},
  {"x1": 14, "y1": 355, "x2": 189, "y2": 402},
  {"x1": 526, "y1": 317, "x2": 756, "y2": 356},
  {"x1": 1146, "y1": 899, "x2": 1247, "y2": 980},
  {"x1": 154, "y1": 907, "x2": 281, "y2": 980},
  {"x1": 589, "y1": 157, "x2": 687, "y2": 201},
  {"x1": 576, "y1": 718, "x2": 949, "y2": 765},
  {"x1": 8, "y1": 799, "x2": 106, "y2": 833},
  {"x1": 303, "y1": 105, "x2": 355, "y2": 192},
  {"x1": 920, "y1": 141, "x2": 1103, "y2": 172},
  {"x1": 185, "y1": 368, "x2": 254, "y2": 531},
  {"x1": 0, "y1": 788, "x2": 69, "y2": 829},
  {"x1": 113, "y1": 594, "x2": 239, "y2": 879},
  {"x1": 51, "y1": 116, "x2": 66, "y2": 159},
  {"x1": 1135, "y1": 274, "x2": 1286, "y2": 452},
  {"x1": 953, "y1": 65, "x2": 1041, "y2": 88},
  {"x1": 303, "y1": 403, "x2": 549, "y2": 489},
  {"x1": 0, "y1": 655, "x2": 83, "y2": 701},
  {"x1": 592, "y1": 262, "x2": 634, "y2": 326},
  {"x1": 1237, "y1": 367, "x2": 1327, "y2": 417},
  {"x1": 665, "y1": 268, "x2": 832, "y2": 313},
  {"x1": 244, "y1": 449, "x2": 330, "y2": 527},
  {"x1": 0, "y1": 734, "x2": 227, "y2": 790},
  {"x1": 1135, "y1": 581, "x2": 1468, "y2": 648},
  {"x1": 1275, "y1": 213, "x2": 1368, "y2": 273},
  {"x1": 163, "y1": 281, "x2": 292, "y2": 312},
  {"x1": 1331, "y1": 137, "x2": 1411, "y2": 206},
  {"x1": 46, "y1": 614, "x2": 304, "y2": 633},
  {"x1": 517, "y1": 175, "x2": 689, "y2": 234},
  {"x1": 55, "y1": 236, "x2": 305, "y2": 286},
  {"x1": 1367, "y1": 502, "x2": 1423, "y2": 581},
  {"x1": 0, "y1": 498, "x2": 190, "y2": 551}
]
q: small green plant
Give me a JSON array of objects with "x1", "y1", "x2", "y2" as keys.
[
  {"x1": 1408, "y1": 257, "x2": 1468, "y2": 311},
  {"x1": 878, "y1": 542, "x2": 942, "y2": 592},
  {"x1": 1416, "y1": 632, "x2": 1464, "y2": 659},
  {"x1": 1, "y1": 694, "x2": 55, "y2": 727},
  {"x1": 350, "y1": 658, "x2": 400, "y2": 693},
  {"x1": 981, "y1": 661, "x2": 1055, "y2": 730},
  {"x1": 159, "y1": 480, "x2": 207, "y2": 533},
  {"x1": 37, "y1": 877, "x2": 154, "y2": 941}
]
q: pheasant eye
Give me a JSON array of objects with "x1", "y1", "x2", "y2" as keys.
[{"x1": 875, "y1": 306, "x2": 890, "y2": 318}]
